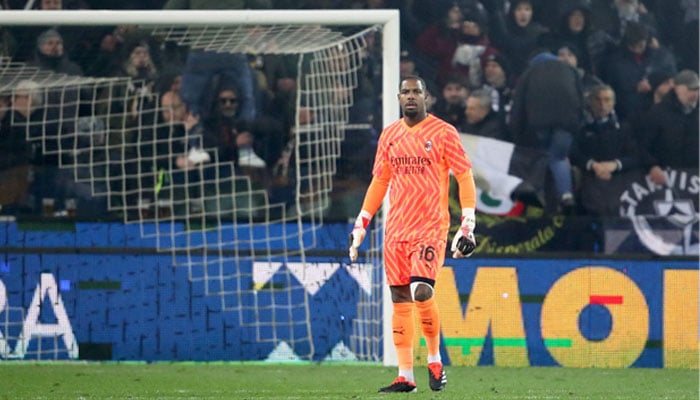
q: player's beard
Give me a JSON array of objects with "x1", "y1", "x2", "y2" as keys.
[{"x1": 403, "y1": 108, "x2": 419, "y2": 118}]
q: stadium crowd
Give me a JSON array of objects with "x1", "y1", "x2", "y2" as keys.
[{"x1": 0, "y1": 0, "x2": 697, "y2": 221}]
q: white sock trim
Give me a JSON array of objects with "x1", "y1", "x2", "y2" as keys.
[
  {"x1": 399, "y1": 369, "x2": 415, "y2": 382},
  {"x1": 427, "y1": 354, "x2": 442, "y2": 364}
]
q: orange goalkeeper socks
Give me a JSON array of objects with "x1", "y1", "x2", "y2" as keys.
[
  {"x1": 415, "y1": 297, "x2": 441, "y2": 359},
  {"x1": 392, "y1": 302, "x2": 415, "y2": 373}
]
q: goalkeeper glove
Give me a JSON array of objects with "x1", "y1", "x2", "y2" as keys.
[
  {"x1": 451, "y1": 208, "x2": 476, "y2": 258},
  {"x1": 349, "y1": 210, "x2": 372, "y2": 262}
]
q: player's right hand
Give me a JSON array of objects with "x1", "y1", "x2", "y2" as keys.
[
  {"x1": 451, "y1": 208, "x2": 477, "y2": 258},
  {"x1": 349, "y1": 210, "x2": 372, "y2": 262}
]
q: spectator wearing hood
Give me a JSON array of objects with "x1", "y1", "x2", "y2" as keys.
[
  {"x1": 9, "y1": 0, "x2": 83, "y2": 63},
  {"x1": 106, "y1": 37, "x2": 161, "y2": 126},
  {"x1": 31, "y1": 29, "x2": 82, "y2": 76},
  {"x1": 538, "y1": 1, "x2": 611, "y2": 75},
  {"x1": 416, "y1": 3, "x2": 497, "y2": 88},
  {"x1": 488, "y1": 0, "x2": 549, "y2": 80}
]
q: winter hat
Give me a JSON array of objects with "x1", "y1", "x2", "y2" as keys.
[
  {"x1": 36, "y1": 28, "x2": 61, "y2": 48},
  {"x1": 529, "y1": 50, "x2": 558, "y2": 66},
  {"x1": 461, "y1": 5, "x2": 490, "y2": 34},
  {"x1": 482, "y1": 52, "x2": 512, "y2": 78}
]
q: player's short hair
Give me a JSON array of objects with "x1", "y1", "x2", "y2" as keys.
[{"x1": 400, "y1": 75, "x2": 428, "y2": 94}]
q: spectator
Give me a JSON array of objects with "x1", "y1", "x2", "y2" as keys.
[
  {"x1": 452, "y1": 4, "x2": 499, "y2": 86},
  {"x1": 570, "y1": 84, "x2": 641, "y2": 216},
  {"x1": 646, "y1": 69, "x2": 675, "y2": 107},
  {"x1": 415, "y1": 3, "x2": 497, "y2": 88},
  {"x1": 32, "y1": 0, "x2": 112, "y2": 75},
  {"x1": 261, "y1": 54, "x2": 299, "y2": 133},
  {"x1": 431, "y1": 74, "x2": 469, "y2": 129},
  {"x1": 202, "y1": 86, "x2": 270, "y2": 171},
  {"x1": 629, "y1": 68, "x2": 674, "y2": 134},
  {"x1": 460, "y1": 88, "x2": 508, "y2": 141},
  {"x1": 144, "y1": 89, "x2": 208, "y2": 214},
  {"x1": 0, "y1": 94, "x2": 31, "y2": 212},
  {"x1": 31, "y1": 28, "x2": 82, "y2": 75},
  {"x1": 12, "y1": 80, "x2": 105, "y2": 217},
  {"x1": 509, "y1": 50, "x2": 584, "y2": 213},
  {"x1": 479, "y1": 52, "x2": 515, "y2": 124},
  {"x1": 415, "y1": 3, "x2": 465, "y2": 87},
  {"x1": 157, "y1": 90, "x2": 203, "y2": 171},
  {"x1": 180, "y1": 51, "x2": 256, "y2": 123},
  {"x1": 247, "y1": 51, "x2": 275, "y2": 115},
  {"x1": 0, "y1": 19, "x2": 17, "y2": 59},
  {"x1": 399, "y1": 49, "x2": 421, "y2": 81},
  {"x1": 676, "y1": 0, "x2": 699, "y2": 71},
  {"x1": 86, "y1": 25, "x2": 140, "y2": 77},
  {"x1": 489, "y1": 0, "x2": 549, "y2": 79},
  {"x1": 120, "y1": 39, "x2": 158, "y2": 83},
  {"x1": 601, "y1": 21, "x2": 677, "y2": 122},
  {"x1": 109, "y1": 37, "x2": 160, "y2": 126},
  {"x1": 538, "y1": 1, "x2": 610, "y2": 75},
  {"x1": 640, "y1": 69, "x2": 699, "y2": 186},
  {"x1": 156, "y1": 66, "x2": 183, "y2": 96},
  {"x1": 163, "y1": 0, "x2": 265, "y2": 123},
  {"x1": 556, "y1": 43, "x2": 604, "y2": 97},
  {"x1": 10, "y1": 0, "x2": 84, "y2": 63},
  {"x1": 589, "y1": 0, "x2": 660, "y2": 44}
]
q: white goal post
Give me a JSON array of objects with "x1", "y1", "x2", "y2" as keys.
[{"x1": 0, "y1": 9, "x2": 398, "y2": 364}]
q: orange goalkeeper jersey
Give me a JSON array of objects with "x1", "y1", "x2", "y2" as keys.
[{"x1": 373, "y1": 114, "x2": 472, "y2": 243}]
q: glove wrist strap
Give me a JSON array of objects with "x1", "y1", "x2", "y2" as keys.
[
  {"x1": 460, "y1": 208, "x2": 476, "y2": 232},
  {"x1": 355, "y1": 210, "x2": 372, "y2": 229}
]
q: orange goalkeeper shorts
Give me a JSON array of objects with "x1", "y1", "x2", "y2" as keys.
[{"x1": 384, "y1": 239, "x2": 446, "y2": 286}]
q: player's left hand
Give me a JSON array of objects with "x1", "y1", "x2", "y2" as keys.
[
  {"x1": 349, "y1": 210, "x2": 372, "y2": 263},
  {"x1": 451, "y1": 208, "x2": 476, "y2": 258}
]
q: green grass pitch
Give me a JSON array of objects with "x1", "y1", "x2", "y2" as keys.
[{"x1": 2, "y1": 362, "x2": 698, "y2": 399}]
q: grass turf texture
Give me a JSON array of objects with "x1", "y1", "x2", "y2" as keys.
[{"x1": 2, "y1": 362, "x2": 698, "y2": 399}]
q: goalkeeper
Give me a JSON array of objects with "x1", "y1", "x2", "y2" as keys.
[{"x1": 349, "y1": 76, "x2": 477, "y2": 393}]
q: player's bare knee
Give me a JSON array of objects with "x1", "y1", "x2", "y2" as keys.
[
  {"x1": 390, "y1": 285, "x2": 412, "y2": 303},
  {"x1": 410, "y1": 281, "x2": 434, "y2": 302}
]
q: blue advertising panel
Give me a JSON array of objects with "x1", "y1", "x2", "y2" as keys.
[{"x1": 0, "y1": 222, "x2": 696, "y2": 368}]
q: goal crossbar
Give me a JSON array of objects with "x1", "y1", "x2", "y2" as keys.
[{"x1": 0, "y1": 9, "x2": 399, "y2": 26}]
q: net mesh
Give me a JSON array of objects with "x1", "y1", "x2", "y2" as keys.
[{"x1": 2, "y1": 21, "x2": 385, "y2": 361}]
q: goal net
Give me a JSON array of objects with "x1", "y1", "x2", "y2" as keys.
[{"x1": 0, "y1": 10, "x2": 398, "y2": 362}]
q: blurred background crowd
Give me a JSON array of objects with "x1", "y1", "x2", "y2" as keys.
[{"x1": 0, "y1": 0, "x2": 697, "y2": 225}]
